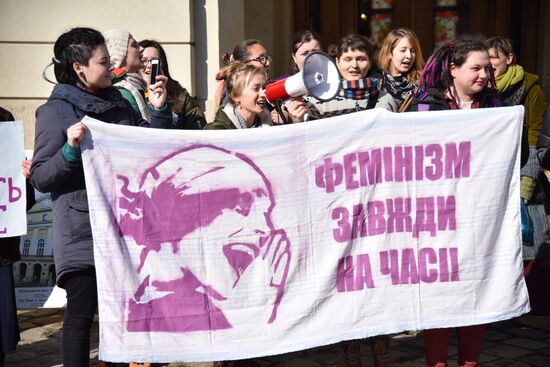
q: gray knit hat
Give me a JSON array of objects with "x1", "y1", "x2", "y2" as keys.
[{"x1": 103, "y1": 29, "x2": 130, "y2": 68}]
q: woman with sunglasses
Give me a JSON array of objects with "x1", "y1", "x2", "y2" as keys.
[{"x1": 139, "y1": 39, "x2": 206, "y2": 130}]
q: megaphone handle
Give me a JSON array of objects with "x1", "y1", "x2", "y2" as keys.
[{"x1": 274, "y1": 99, "x2": 291, "y2": 125}]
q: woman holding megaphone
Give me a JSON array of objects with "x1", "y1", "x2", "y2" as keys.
[
  {"x1": 296, "y1": 34, "x2": 396, "y2": 367},
  {"x1": 306, "y1": 33, "x2": 397, "y2": 121},
  {"x1": 267, "y1": 31, "x2": 323, "y2": 124}
]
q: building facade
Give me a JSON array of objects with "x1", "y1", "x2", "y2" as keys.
[
  {"x1": 13, "y1": 191, "x2": 55, "y2": 287},
  {"x1": 0, "y1": 0, "x2": 548, "y2": 147}
]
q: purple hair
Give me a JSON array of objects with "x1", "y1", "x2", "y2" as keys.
[{"x1": 416, "y1": 35, "x2": 497, "y2": 103}]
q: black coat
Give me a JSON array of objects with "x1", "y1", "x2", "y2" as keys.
[{"x1": 29, "y1": 84, "x2": 173, "y2": 287}]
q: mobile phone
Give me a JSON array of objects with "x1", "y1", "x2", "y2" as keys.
[{"x1": 150, "y1": 59, "x2": 160, "y2": 85}]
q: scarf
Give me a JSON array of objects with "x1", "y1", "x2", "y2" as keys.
[
  {"x1": 339, "y1": 78, "x2": 379, "y2": 101},
  {"x1": 380, "y1": 72, "x2": 415, "y2": 106},
  {"x1": 496, "y1": 64, "x2": 525, "y2": 106},
  {"x1": 496, "y1": 64, "x2": 524, "y2": 93},
  {"x1": 234, "y1": 107, "x2": 261, "y2": 128},
  {"x1": 114, "y1": 72, "x2": 149, "y2": 120}
]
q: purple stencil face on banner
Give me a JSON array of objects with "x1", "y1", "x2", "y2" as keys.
[{"x1": 116, "y1": 144, "x2": 291, "y2": 332}]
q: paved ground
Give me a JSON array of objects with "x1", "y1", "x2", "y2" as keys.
[{"x1": 5, "y1": 309, "x2": 550, "y2": 367}]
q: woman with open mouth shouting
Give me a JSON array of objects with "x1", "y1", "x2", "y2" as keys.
[
  {"x1": 206, "y1": 61, "x2": 272, "y2": 130},
  {"x1": 378, "y1": 28, "x2": 425, "y2": 110}
]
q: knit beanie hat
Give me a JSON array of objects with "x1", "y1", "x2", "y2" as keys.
[{"x1": 103, "y1": 29, "x2": 130, "y2": 68}]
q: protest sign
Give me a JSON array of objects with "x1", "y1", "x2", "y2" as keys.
[
  {"x1": 0, "y1": 120, "x2": 26, "y2": 237},
  {"x1": 81, "y1": 107, "x2": 529, "y2": 363}
]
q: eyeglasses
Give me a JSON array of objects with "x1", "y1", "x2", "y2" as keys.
[
  {"x1": 246, "y1": 55, "x2": 272, "y2": 65},
  {"x1": 142, "y1": 58, "x2": 160, "y2": 66}
]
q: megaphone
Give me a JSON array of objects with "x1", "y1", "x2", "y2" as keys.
[{"x1": 265, "y1": 51, "x2": 340, "y2": 104}]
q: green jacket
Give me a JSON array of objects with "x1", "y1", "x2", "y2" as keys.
[
  {"x1": 523, "y1": 72, "x2": 547, "y2": 146},
  {"x1": 497, "y1": 65, "x2": 548, "y2": 145},
  {"x1": 204, "y1": 106, "x2": 237, "y2": 130},
  {"x1": 205, "y1": 105, "x2": 273, "y2": 130},
  {"x1": 171, "y1": 85, "x2": 206, "y2": 129}
]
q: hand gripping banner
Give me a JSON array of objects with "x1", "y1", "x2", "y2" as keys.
[{"x1": 80, "y1": 107, "x2": 529, "y2": 363}]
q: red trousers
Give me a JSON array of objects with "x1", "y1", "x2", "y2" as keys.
[{"x1": 424, "y1": 325, "x2": 485, "y2": 367}]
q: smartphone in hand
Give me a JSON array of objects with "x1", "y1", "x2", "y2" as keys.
[{"x1": 150, "y1": 59, "x2": 160, "y2": 86}]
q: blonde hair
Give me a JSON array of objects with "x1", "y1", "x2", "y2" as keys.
[
  {"x1": 379, "y1": 28, "x2": 424, "y2": 83},
  {"x1": 222, "y1": 61, "x2": 265, "y2": 105}
]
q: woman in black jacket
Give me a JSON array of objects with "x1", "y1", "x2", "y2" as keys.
[{"x1": 29, "y1": 27, "x2": 173, "y2": 367}]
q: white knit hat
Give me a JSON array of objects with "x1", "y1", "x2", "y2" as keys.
[{"x1": 103, "y1": 29, "x2": 130, "y2": 68}]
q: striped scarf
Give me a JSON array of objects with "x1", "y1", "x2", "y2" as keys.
[
  {"x1": 339, "y1": 78, "x2": 379, "y2": 100},
  {"x1": 380, "y1": 72, "x2": 415, "y2": 106}
]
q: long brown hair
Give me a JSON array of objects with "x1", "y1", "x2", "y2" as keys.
[
  {"x1": 139, "y1": 39, "x2": 183, "y2": 107},
  {"x1": 379, "y1": 28, "x2": 424, "y2": 83}
]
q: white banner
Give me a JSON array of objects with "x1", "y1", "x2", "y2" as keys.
[
  {"x1": 81, "y1": 107, "x2": 529, "y2": 363},
  {"x1": 0, "y1": 120, "x2": 26, "y2": 237}
]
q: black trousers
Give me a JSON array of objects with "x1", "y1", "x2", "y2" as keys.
[
  {"x1": 62, "y1": 270, "x2": 128, "y2": 367},
  {"x1": 62, "y1": 269, "x2": 98, "y2": 367}
]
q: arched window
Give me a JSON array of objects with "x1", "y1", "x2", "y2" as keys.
[
  {"x1": 33, "y1": 263, "x2": 42, "y2": 283},
  {"x1": 22, "y1": 239, "x2": 31, "y2": 255},
  {"x1": 19, "y1": 263, "x2": 27, "y2": 282},
  {"x1": 48, "y1": 264, "x2": 56, "y2": 285},
  {"x1": 37, "y1": 239, "x2": 45, "y2": 256}
]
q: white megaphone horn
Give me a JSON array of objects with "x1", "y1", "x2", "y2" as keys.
[{"x1": 265, "y1": 51, "x2": 341, "y2": 104}]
